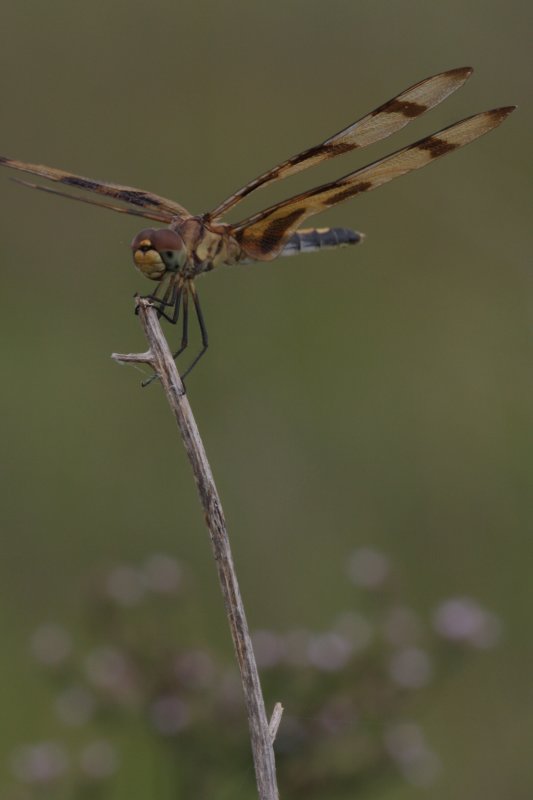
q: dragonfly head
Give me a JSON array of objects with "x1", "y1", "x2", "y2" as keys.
[{"x1": 131, "y1": 228, "x2": 186, "y2": 280}]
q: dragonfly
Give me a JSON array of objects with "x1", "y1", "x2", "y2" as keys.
[{"x1": 0, "y1": 67, "x2": 514, "y2": 382}]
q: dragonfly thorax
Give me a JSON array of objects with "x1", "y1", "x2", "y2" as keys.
[{"x1": 131, "y1": 227, "x2": 186, "y2": 281}]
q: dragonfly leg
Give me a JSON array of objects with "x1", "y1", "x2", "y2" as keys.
[
  {"x1": 142, "y1": 288, "x2": 190, "y2": 391},
  {"x1": 172, "y1": 287, "x2": 189, "y2": 359},
  {"x1": 180, "y1": 283, "x2": 209, "y2": 381},
  {"x1": 153, "y1": 284, "x2": 183, "y2": 324},
  {"x1": 141, "y1": 284, "x2": 206, "y2": 388},
  {"x1": 137, "y1": 275, "x2": 181, "y2": 320},
  {"x1": 141, "y1": 287, "x2": 184, "y2": 388},
  {"x1": 136, "y1": 278, "x2": 168, "y2": 309},
  {"x1": 142, "y1": 279, "x2": 181, "y2": 323}
]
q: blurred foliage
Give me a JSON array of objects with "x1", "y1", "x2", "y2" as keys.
[
  {"x1": 3, "y1": 550, "x2": 502, "y2": 799},
  {"x1": 0, "y1": 0, "x2": 531, "y2": 798}
]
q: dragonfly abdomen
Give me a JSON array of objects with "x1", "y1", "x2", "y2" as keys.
[{"x1": 280, "y1": 226, "x2": 363, "y2": 258}]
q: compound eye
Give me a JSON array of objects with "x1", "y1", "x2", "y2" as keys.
[
  {"x1": 150, "y1": 229, "x2": 185, "y2": 270},
  {"x1": 151, "y1": 229, "x2": 184, "y2": 253},
  {"x1": 131, "y1": 228, "x2": 157, "y2": 252}
]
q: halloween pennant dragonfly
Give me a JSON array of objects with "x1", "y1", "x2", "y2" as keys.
[{"x1": 0, "y1": 67, "x2": 514, "y2": 382}]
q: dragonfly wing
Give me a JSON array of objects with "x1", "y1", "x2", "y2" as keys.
[
  {"x1": 0, "y1": 155, "x2": 189, "y2": 222},
  {"x1": 10, "y1": 178, "x2": 175, "y2": 223},
  {"x1": 233, "y1": 107, "x2": 515, "y2": 261},
  {"x1": 209, "y1": 67, "x2": 473, "y2": 220}
]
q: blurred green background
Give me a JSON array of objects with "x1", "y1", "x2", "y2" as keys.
[{"x1": 0, "y1": 0, "x2": 531, "y2": 797}]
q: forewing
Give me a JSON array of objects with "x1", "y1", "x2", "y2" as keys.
[
  {"x1": 209, "y1": 67, "x2": 473, "y2": 220},
  {"x1": 233, "y1": 107, "x2": 515, "y2": 261},
  {"x1": 0, "y1": 155, "x2": 189, "y2": 222}
]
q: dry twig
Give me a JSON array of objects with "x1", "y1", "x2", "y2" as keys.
[{"x1": 112, "y1": 297, "x2": 281, "y2": 800}]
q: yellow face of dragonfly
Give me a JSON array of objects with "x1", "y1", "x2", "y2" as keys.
[{"x1": 131, "y1": 228, "x2": 186, "y2": 281}]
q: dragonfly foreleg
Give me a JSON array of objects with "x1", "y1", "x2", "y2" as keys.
[{"x1": 152, "y1": 283, "x2": 182, "y2": 324}]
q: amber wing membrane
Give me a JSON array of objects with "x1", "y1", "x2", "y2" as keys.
[
  {"x1": 209, "y1": 67, "x2": 474, "y2": 220},
  {"x1": 0, "y1": 155, "x2": 189, "y2": 223},
  {"x1": 232, "y1": 107, "x2": 515, "y2": 261}
]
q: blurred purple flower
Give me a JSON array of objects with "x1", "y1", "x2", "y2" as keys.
[
  {"x1": 54, "y1": 685, "x2": 95, "y2": 727},
  {"x1": 174, "y1": 649, "x2": 216, "y2": 689},
  {"x1": 79, "y1": 740, "x2": 119, "y2": 780},
  {"x1": 347, "y1": 547, "x2": 390, "y2": 589},
  {"x1": 400, "y1": 748, "x2": 441, "y2": 787},
  {"x1": 106, "y1": 565, "x2": 145, "y2": 607},
  {"x1": 384, "y1": 721, "x2": 440, "y2": 786},
  {"x1": 149, "y1": 694, "x2": 189, "y2": 736},
  {"x1": 307, "y1": 632, "x2": 353, "y2": 672},
  {"x1": 84, "y1": 646, "x2": 139, "y2": 705},
  {"x1": 252, "y1": 630, "x2": 287, "y2": 668},
  {"x1": 2, "y1": 787, "x2": 32, "y2": 800},
  {"x1": 433, "y1": 597, "x2": 502, "y2": 648},
  {"x1": 143, "y1": 553, "x2": 182, "y2": 594},
  {"x1": 388, "y1": 647, "x2": 432, "y2": 689},
  {"x1": 315, "y1": 696, "x2": 358, "y2": 736},
  {"x1": 30, "y1": 624, "x2": 71, "y2": 667},
  {"x1": 282, "y1": 629, "x2": 311, "y2": 667},
  {"x1": 383, "y1": 606, "x2": 421, "y2": 646},
  {"x1": 11, "y1": 741, "x2": 68, "y2": 785},
  {"x1": 333, "y1": 611, "x2": 374, "y2": 653}
]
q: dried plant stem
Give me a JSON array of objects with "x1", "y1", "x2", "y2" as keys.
[{"x1": 112, "y1": 298, "x2": 281, "y2": 800}]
